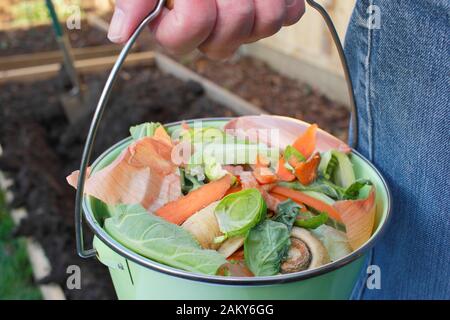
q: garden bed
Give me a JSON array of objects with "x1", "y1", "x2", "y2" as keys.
[
  {"x1": 0, "y1": 21, "x2": 350, "y2": 299},
  {"x1": 180, "y1": 55, "x2": 350, "y2": 142},
  {"x1": 0, "y1": 21, "x2": 110, "y2": 57},
  {"x1": 0, "y1": 65, "x2": 235, "y2": 300}
]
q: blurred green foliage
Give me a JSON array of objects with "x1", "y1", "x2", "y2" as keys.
[
  {"x1": 6, "y1": 0, "x2": 83, "y2": 28},
  {"x1": 0, "y1": 189, "x2": 41, "y2": 300}
]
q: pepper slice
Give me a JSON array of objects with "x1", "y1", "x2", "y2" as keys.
[{"x1": 294, "y1": 211, "x2": 328, "y2": 229}]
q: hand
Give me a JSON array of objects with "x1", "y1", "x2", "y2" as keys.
[{"x1": 107, "y1": 0, "x2": 305, "y2": 60}]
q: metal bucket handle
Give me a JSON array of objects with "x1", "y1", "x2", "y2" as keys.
[{"x1": 75, "y1": 0, "x2": 359, "y2": 258}]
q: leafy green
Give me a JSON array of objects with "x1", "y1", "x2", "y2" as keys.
[
  {"x1": 343, "y1": 179, "x2": 373, "y2": 200},
  {"x1": 104, "y1": 204, "x2": 227, "y2": 275},
  {"x1": 129, "y1": 122, "x2": 161, "y2": 141},
  {"x1": 180, "y1": 168, "x2": 204, "y2": 195},
  {"x1": 295, "y1": 211, "x2": 328, "y2": 229},
  {"x1": 318, "y1": 151, "x2": 338, "y2": 180},
  {"x1": 278, "y1": 179, "x2": 343, "y2": 200},
  {"x1": 278, "y1": 178, "x2": 373, "y2": 202},
  {"x1": 214, "y1": 189, "x2": 266, "y2": 242},
  {"x1": 331, "y1": 151, "x2": 355, "y2": 188},
  {"x1": 319, "y1": 150, "x2": 356, "y2": 188},
  {"x1": 273, "y1": 199, "x2": 302, "y2": 231},
  {"x1": 283, "y1": 145, "x2": 306, "y2": 171},
  {"x1": 275, "y1": 199, "x2": 328, "y2": 230},
  {"x1": 203, "y1": 154, "x2": 228, "y2": 181},
  {"x1": 244, "y1": 220, "x2": 291, "y2": 276}
]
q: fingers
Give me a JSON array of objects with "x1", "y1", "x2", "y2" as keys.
[
  {"x1": 108, "y1": 0, "x2": 305, "y2": 59},
  {"x1": 199, "y1": 0, "x2": 255, "y2": 60},
  {"x1": 246, "y1": 0, "x2": 287, "y2": 43},
  {"x1": 108, "y1": 0, "x2": 158, "y2": 43},
  {"x1": 151, "y1": 0, "x2": 217, "y2": 55},
  {"x1": 283, "y1": 0, "x2": 305, "y2": 26}
]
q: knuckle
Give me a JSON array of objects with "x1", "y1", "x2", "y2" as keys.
[
  {"x1": 258, "y1": 15, "x2": 284, "y2": 37},
  {"x1": 256, "y1": 2, "x2": 286, "y2": 37},
  {"x1": 232, "y1": 1, "x2": 255, "y2": 19}
]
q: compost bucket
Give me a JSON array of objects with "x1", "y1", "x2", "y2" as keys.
[{"x1": 73, "y1": 0, "x2": 392, "y2": 300}]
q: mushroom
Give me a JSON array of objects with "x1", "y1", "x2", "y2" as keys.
[
  {"x1": 280, "y1": 227, "x2": 330, "y2": 273},
  {"x1": 182, "y1": 201, "x2": 222, "y2": 249}
]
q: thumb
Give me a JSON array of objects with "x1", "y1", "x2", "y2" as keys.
[{"x1": 108, "y1": 0, "x2": 159, "y2": 43}]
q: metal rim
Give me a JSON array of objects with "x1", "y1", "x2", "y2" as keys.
[{"x1": 83, "y1": 117, "x2": 393, "y2": 286}]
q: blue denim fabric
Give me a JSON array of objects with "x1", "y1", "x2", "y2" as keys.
[{"x1": 344, "y1": 0, "x2": 450, "y2": 299}]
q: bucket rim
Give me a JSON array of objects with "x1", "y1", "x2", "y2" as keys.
[{"x1": 82, "y1": 117, "x2": 393, "y2": 286}]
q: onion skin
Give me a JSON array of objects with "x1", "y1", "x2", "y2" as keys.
[
  {"x1": 182, "y1": 201, "x2": 222, "y2": 249},
  {"x1": 218, "y1": 236, "x2": 245, "y2": 258},
  {"x1": 334, "y1": 188, "x2": 376, "y2": 250}
]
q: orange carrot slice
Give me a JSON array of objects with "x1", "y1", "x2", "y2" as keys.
[
  {"x1": 294, "y1": 153, "x2": 321, "y2": 186},
  {"x1": 271, "y1": 186, "x2": 342, "y2": 222},
  {"x1": 269, "y1": 193, "x2": 313, "y2": 213},
  {"x1": 156, "y1": 174, "x2": 232, "y2": 225},
  {"x1": 252, "y1": 167, "x2": 278, "y2": 184},
  {"x1": 270, "y1": 192, "x2": 288, "y2": 202},
  {"x1": 276, "y1": 157, "x2": 296, "y2": 182},
  {"x1": 292, "y1": 123, "x2": 318, "y2": 159},
  {"x1": 334, "y1": 188, "x2": 376, "y2": 250},
  {"x1": 251, "y1": 154, "x2": 278, "y2": 184}
]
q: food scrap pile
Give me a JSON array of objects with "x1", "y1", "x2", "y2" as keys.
[{"x1": 68, "y1": 115, "x2": 376, "y2": 277}]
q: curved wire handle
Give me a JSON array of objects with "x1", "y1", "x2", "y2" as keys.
[
  {"x1": 306, "y1": 0, "x2": 358, "y2": 148},
  {"x1": 75, "y1": 0, "x2": 358, "y2": 258},
  {"x1": 75, "y1": 0, "x2": 166, "y2": 258}
]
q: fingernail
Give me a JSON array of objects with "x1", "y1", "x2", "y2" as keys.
[{"x1": 108, "y1": 8, "x2": 126, "y2": 42}]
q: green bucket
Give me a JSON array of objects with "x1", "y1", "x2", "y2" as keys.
[
  {"x1": 79, "y1": 118, "x2": 392, "y2": 300},
  {"x1": 73, "y1": 1, "x2": 392, "y2": 299}
]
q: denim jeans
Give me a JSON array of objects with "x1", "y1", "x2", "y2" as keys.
[{"x1": 344, "y1": 0, "x2": 450, "y2": 299}]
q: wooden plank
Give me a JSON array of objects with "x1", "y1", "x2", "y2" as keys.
[
  {"x1": 154, "y1": 53, "x2": 265, "y2": 116},
  {"x1": 0, "y1": 44, "x2": 122, "y2": 70},
  {"x1": 0, "y1": 51, "x2": 155, "y2": 83}
]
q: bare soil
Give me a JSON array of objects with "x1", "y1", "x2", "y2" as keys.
[
  {"x1": 0, "y1": 65, "x2": 234, "y2": 300},
  {"x1": 182, "y1": 55, "x2": 350, "y2": 142},
  {"x1": 0, "y1": 23, "x2": 350, "y2": 300}
]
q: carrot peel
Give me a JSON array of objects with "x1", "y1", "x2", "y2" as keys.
[
  {"x1": 276, "y1": 157, "x2": 296, "y2": 182},
  {"x1": 292, "y1": 123, "x2": 318, "y2": 159},
  {"x1": 155, "y1": 174, "x2": 232, "y2": 225},
  {"x1": 334, "y1": 188, "x2": 376, "y2": 250},
  {"x1": 294, "y1": 153, "x2": 321, "y2": 186},
  {"x1": 270, "y1": 186, "x2": 341, "y2": 222}
]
